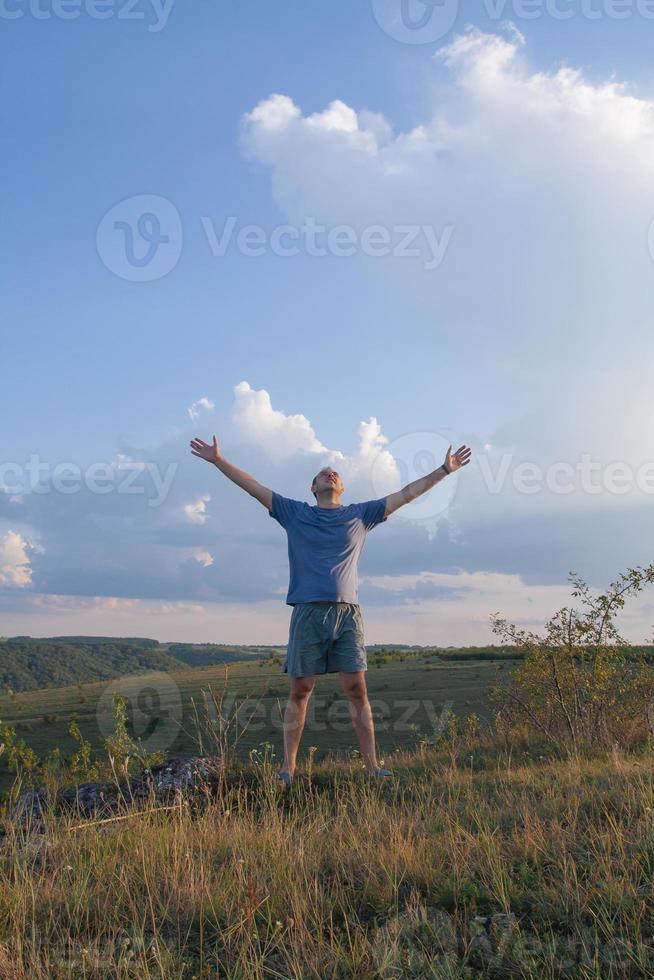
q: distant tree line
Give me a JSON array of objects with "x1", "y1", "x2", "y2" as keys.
[
  {"x1": 0, "y1": 638, "x2": 285, "y2": 694},
  {"x1": 0, "y1": 640, "x2": 184, "y2": 694},
  {"x1": 166, "y1": 644, "x2": 282, "y2": 668},
  {"x1": 368, "y1": 644, "x2": 529, "y2": 665}
]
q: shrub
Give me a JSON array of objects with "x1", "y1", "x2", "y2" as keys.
[{"x1": 489, "y1": 563, "x2": 654, "y2": 755}]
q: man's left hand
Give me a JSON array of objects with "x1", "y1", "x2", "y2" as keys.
[{"x1": 444, "y1": 444, "x2": 472, "y2": 473}]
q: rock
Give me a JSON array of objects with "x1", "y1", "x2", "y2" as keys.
[
  {"x1": 469, "y1": 913, "x2": 518, "y2": 962},
  {"x1": 142, "y1": 755, "x2": 225, "y2": 798},
  {"x1": 2, "y1": 787, "x2": 50, "y2": 836},
  {"x1": 59, "y1": 780, "x2": 124, "y2": 818},
  {"x1": 469, "y1": 930, "x2": 494, "y2": 959},
  {"x1": 1, "y1": 755, "x2": 226, "y2": 841}
]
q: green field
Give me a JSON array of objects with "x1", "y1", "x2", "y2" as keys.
[
  {"x1": 3, "y1": 651, "x2": 653, "y2": 976},
  {"x1": 0, "y1": 655, "x2": 511, "y2": 797},
  {"x1": 1, "y1": 719, "x2": 651, "y2": 975}
]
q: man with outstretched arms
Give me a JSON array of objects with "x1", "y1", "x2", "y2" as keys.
[{"x1": 190, "y1": 433, "x2": 472, "y2": 787}]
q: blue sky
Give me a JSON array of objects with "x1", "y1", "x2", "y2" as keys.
[{"x1": 2, "y1": 1, "x2": 654, "y2": 644}]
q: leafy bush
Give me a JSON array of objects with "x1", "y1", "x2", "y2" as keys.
[{"x1": 489, "y1": 563, "x2": 654, "y2": 754}]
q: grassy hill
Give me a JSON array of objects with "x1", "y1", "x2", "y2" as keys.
[
  {"x1": 2, "y1": 637, "x2": 653, "y2": 974},
  {"x1": 0, "y1": 733, "x2": 652, "y2": 976},
  {"x1": 0, "y1": 636, "x2": 530, "y2": 697},
  {"x1": 0, "y1": 653, "x2": 513, "y2": 796}
]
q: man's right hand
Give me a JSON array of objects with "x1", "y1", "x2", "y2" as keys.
[
  {"x1": 190, "y1": 435, "x2": 221, "y2": 464},
  {"x1": 190, "y1": 435, "x2": 273, "y2": 511}
]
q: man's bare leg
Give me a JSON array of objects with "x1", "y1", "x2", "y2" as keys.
[
  {"x1": 280, "y1": 675, "x2": 315, "y2": 775},
  {"x1": 340, "y1": 671, "x2": 380, "y2": 773}
]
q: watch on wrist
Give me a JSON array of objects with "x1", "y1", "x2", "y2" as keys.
[{"x1": 442, "y1": 462, "x2": 451, "y2": 475}]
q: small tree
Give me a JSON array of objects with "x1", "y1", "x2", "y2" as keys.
[
  {"x1": 68, "y1": 715, "x2": 100, "y2": 782},
  {"x1": 103, "y1": 693, "x2": 165, "y2": 784},
  {"x1": 489, "y1": 563, "x2": 654, "y2": 755}
]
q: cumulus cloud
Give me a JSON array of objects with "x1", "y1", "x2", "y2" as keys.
[
  {"x1": 240, "y1": 27, "x2": 654, "y2": 532},
  {"x1": 7, "y1": 30, "x2": 654, "y2": 641},
  {"x1": 0, "y1": 530, "x2": 33, "y2": 588},
  {"x1": 187, "y1": 397, "x2": 215, "y2": 421},
  {"x1": 2, "y1": 374, "x2": 653, "y2": 641},
  {"x1": 349, "y1": 417, "x2": 398, "y2": 486},
  {"x1": 228, "y1": 382, "x2": 399, "y2": 498},
  {"x1": 183, "y1": 495, "x2": 211, "y2": 525},
  {"x1": 0, "y1": 381, "x2": 418, "y2": 609},
  {"x1": 193, "y1": 550, "x2": 214, "y2": 568},
  {"x1": 230, "y1": 380, "x2": 339, "y2": 460}
]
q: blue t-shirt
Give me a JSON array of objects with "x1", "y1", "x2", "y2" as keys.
[{"x1": 269, "y1": 492, "x2": 388, "y2": 605}]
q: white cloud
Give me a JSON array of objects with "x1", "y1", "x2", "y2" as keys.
[
  {"x1": 4, "y1": 574, "x2": 652, "y2": 645},
  {"x1": 92, "y1": 596, "x2": 139, "y2": 611},
  {"x1": 0, "y1": 531, "x2": 33, "y2": 588},
  {"x1": 156, "y1": 601, "x2": 205, "y2": 616},
  {"x1": 243, "y1": 92, "x2": 300, "y2": 132},
  {"x1": 193, "y1": 550, "x2": 214, "y2": 568},
  {"x1": 230, "y1": 380, "x2": 340, "y2": 460},
  {"x1": 240, "y1": 28, "x2": 654, "y2": 529},
  {"x1": 187, "y1": 396, "x2": 215, "y2": 421},
  {"x1": 226, "y1": 381, "x2": 402, "y2": 500},
  {"x1": 183, "y1": 495, "x2": 211, "y2": 525},
  {"x1": 361, "y1": 568, "x2": 576, "y2": 642},
  {"x1": 361, "y1": 567, "x2": 654, "y2": 646},
  {"x1": 351, "y1": 417, "x2": 399, "y2": 488},
  {"x1": 110, "y1": 453, "x2": 146, "y2": 472},
  {"x1": 0, "y1": 591, "x2": 287, "y2": 641},
  {"x1": 305, "y1": 99, "x2": 360, "y2": 134}
]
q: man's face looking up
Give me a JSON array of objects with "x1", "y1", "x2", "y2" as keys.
[{"x1": 311, "y1": 467, "x2": 345, "y2": 501}]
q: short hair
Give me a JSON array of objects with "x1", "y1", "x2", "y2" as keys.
[{"x1": 311, "y1": 467, "x2": 340, "y2": 500}]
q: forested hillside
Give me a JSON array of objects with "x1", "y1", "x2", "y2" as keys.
[
  {"x1": 0, "y1": 636, "x2": 284, "y2": 693},
  {"x1": 167, "y1": 643, "x2": 284, "y2": 668},
  {"x1": 0, "y1": 639, "x2": 185, "y2": 694}
]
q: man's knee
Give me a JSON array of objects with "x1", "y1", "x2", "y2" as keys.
[
  {"x1": 340, "y1": 672, "x2": 368, "y2": 702},
  {"x1": 289, "y1": 677, "x2": 315, "y2": 702}
]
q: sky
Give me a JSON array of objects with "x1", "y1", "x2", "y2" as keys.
[{"x1": 2, "y1": 0, "x2": 654, "y2": 645}]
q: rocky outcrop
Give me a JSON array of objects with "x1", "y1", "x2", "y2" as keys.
[{"x1": 1, "y1": 755, "x2": 226, "y2": 838}]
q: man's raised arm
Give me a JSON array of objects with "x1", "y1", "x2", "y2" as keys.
[
  {"x1": 190, "y1": 435, "x2": 273, "y2": 510},
  {"x1": 384, "y1": 443, "x2": 472, "y2": 518}
]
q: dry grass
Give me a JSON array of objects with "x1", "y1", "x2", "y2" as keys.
[{"x1": 1, "y1": 739, "x2": 653, "y2": 978}]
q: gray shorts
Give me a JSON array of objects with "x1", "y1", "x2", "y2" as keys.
[{"x1": 283, "y1": 602, "x2": 367, "y2": 677}]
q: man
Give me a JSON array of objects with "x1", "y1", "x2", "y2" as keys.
[{"x1": 190, "y1": 433, "x2": 472, "y2": 787}]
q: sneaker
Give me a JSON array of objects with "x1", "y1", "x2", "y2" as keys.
[
  {"x1": 277, "y1": 770, "x2": 294, "y2": 789},
  {"x1": 370, "y1": 768, "x2": 393, "y2": 778}
]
